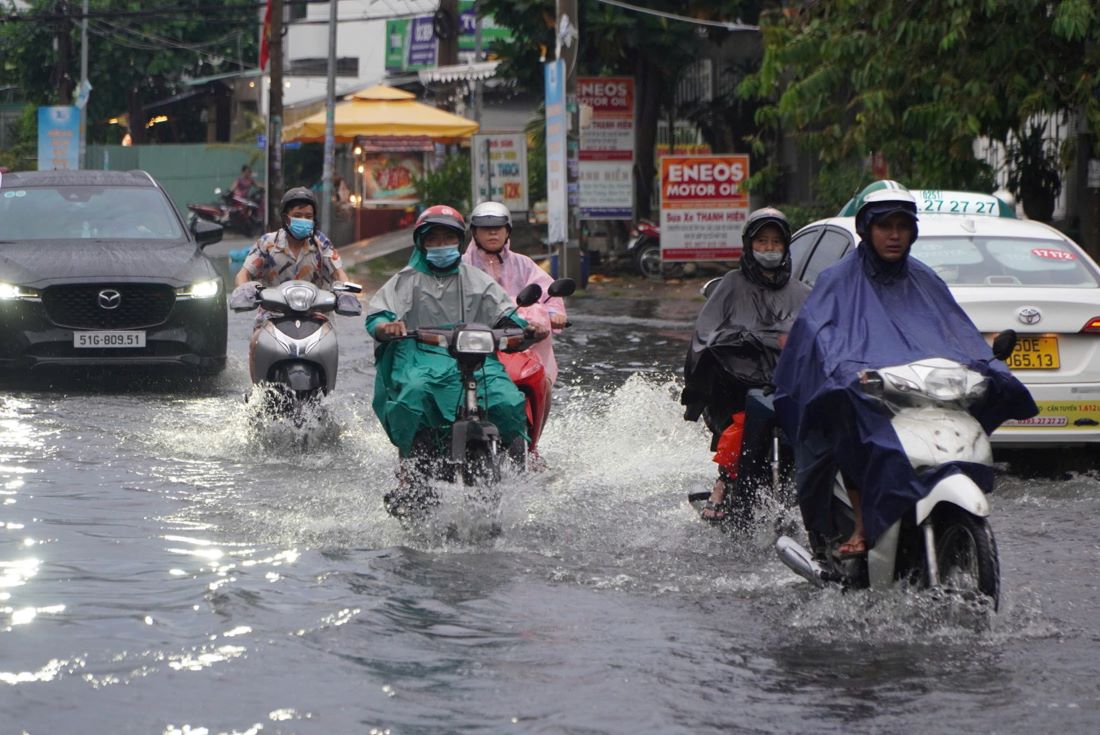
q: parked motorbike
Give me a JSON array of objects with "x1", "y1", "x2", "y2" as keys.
[
  {"x1": 626, "y1": 219, "x2": 664, "y2": 279},
  {"x1": 497, "y1": 278, "x2": 576, "y2": 459},
  {"x1": 776, "y1": 331, "x2": 1018, "y2": 610},
  {"x1": 229, "y1": 279, "x2": 363, "y2": 425},
  {"x1": 188, "y1": 186, "x2": 264, "y2": 238}
]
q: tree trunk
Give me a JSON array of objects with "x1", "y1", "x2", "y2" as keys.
[
  {"x1": 634, "y1": 56, "x2": 662, "y2": 220},
  {"x1": 127, "y1": 89, "x2": 147, "y2": 145}
]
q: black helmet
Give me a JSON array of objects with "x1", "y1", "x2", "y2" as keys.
[
  {"x1": 741, "y1": 207, "x2": 791, "y2": 250},
  {"x1": 280, "y1": 186, "x2": 317, "y2": 217}
]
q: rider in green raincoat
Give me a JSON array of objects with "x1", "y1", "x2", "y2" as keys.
[{"x1": 366, "y1": 205, "x2": 535, "y2": 465}]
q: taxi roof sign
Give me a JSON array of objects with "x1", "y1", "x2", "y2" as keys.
[{"x1": 838, "y1": 189, "x2": 1016, "y2": 218}]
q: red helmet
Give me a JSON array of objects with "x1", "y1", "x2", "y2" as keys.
[{"x1": 414, "y1": 205, "x2": 466, "y2": 248}]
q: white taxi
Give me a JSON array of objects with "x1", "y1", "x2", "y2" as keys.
[{"x1": 790, "y1": 189, "x2": 1100, "y2": 448}]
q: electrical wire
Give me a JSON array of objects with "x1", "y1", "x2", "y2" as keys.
[{"x1": 593, "y1": 0, "x2": 759, "y2": 32}]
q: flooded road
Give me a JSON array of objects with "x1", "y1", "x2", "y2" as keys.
[{"x1": 1, "y1": 291, "x2": 1099, "y2": 733}]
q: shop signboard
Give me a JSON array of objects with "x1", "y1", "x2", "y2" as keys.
[
  {"x1": 577, "y1": 76, "x2": 633, "y2": 219},
  {"x1": 385, "y1": 2, "x2": 512, "y2": 72},
  {"x1": 472, "y1": 133, "x2": 528, "y2": 213},
  {"x1": 659, "y1": 154, "x2": 750, "y2": 261}
]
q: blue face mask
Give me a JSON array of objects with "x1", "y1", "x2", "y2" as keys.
[
  {"x1": 425, "y1": 246, "x2": 460, "y2": 268},
  {"x1": 287, "y1": 217, "x2": 314, "y2": 240}
]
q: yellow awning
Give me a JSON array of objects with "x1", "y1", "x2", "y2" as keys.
[{"x1": 283, "y1": 84, "x2": 479, "y2": 142}]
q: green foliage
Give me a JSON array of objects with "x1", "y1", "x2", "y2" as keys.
[
  {"x1": 743, "y1": 1, "x2": 1100, "y2": 204},
  {"x1": 414, "y1": 153, "x2": 472, "y2": 213},
  {"x1": 0, "y1": 104, "x2": 37, "y2": 171},
  {"x1": 0, "y1": 0, "x2": 258, "y2": 144}
]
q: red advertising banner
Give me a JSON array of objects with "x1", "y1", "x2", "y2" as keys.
[{"x1": 659, "y1": 154, "x2": 750, "y2": 261}]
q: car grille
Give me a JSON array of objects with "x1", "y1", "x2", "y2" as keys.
[{"x1": 42, "y1": 284, "x2": 176, "y2": 329}]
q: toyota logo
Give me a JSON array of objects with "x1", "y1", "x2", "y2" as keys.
[
  {"x1": 1017, "y1": 306, "x2": 1042, "y2": 325},
  {"x1": 98, "y1": 289, "x2": 122, "y2": 310}
]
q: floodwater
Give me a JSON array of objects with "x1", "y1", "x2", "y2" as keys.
[{"x1": 1, "y1": 290, "x2": 1098, "y2": 734}]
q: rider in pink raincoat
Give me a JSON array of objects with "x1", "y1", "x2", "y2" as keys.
[{"x1": 461, "y1": 201, "x2": 566, "y2": 384}]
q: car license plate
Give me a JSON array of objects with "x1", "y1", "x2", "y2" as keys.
[
  {"x1": 73, "y1": 331, "x2": 147, "y2": 348},
  {"x1": 1005, "y1": 335, "x2": 1059, "y2": 370}
]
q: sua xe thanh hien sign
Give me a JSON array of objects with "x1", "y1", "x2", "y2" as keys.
[
  {"x1": 659, "y1": 154, "x2": 750, "y2": 261},
  {"x1": 577, "y1": 76, "x2": 634, "y2": 219}
]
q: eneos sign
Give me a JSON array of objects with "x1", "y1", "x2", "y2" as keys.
[{"x1": 660, "y1": 154, "x2": 750, "y2": 261}]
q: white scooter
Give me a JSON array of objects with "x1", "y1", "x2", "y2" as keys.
[{"x1": 777, "y1": 333, "x2": 1018, "y2": 610}]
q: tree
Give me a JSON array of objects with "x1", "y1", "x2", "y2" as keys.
[
  {"x1": 478, "y1": 0, "x2": 761, "y2": 218},
  {"x1": 0, "y1": 0, "x2": 258, "y2": 144},
  {"x1": 740, "y1": 1, "x2": 1100, "y2": 216}
]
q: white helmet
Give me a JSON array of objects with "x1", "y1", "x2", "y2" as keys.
[{"x1": 469, "y1": 201, "x2": 512, "y2": 231}]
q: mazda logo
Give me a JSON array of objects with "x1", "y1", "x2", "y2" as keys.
[
  {"x1": 1017, "y1": 306, "x2": 1042, "y2": 325},
  {"x1": 98, "y1": 289, "x2": 122, "y2": 310}
]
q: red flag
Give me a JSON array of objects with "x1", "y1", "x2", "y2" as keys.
[{"x1": 259, "y1": 0, "x2": 273, "y2": 70}]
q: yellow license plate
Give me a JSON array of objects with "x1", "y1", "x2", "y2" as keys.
[{"x1": 1005, "y1": 335, "x2": 1059, "y2": 370}]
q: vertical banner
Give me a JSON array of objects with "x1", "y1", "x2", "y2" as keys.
[
  {"x1": 544, "y1": 59, "x2": 568, "y2": 244},
  {"x1": 659, "y1": 154, "x2": 750, "y2": 261},
  {"x1": 577, "y1": 77, "x2": 634, "y2": 219},
  {"x1": 472, "y1": 133, "x2": 528, "y2": 213},
  {"x1": 37, "y1": 106, "x2": 80, "y2": 171}
]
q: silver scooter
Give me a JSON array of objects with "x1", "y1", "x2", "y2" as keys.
[
  {"x1": 230, "y1": 279, "x2": 363, "y2": 422},
  {"x1": 776, "y1": 340, "x2": 1017, "y2": 610}
]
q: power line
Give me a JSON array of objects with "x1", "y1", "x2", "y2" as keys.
[{"x1": 593, "y1": 0, "x2": 759, "y2": 32}]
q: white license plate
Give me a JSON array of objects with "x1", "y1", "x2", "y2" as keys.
[{"x1": 73, "y1": 331, "x2": 147, "y2": 348}]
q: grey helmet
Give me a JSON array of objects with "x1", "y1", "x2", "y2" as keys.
[
  {"x1": 469, "y1": 201, "x2": 512, "y2": 231},
  {"x1": 741, "y1": 207, "x2": 791, "y2": 249}
]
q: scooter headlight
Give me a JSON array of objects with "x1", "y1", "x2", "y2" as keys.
[
  {"x1": 175, "y1": 279, "x2": 220, "y2": 299},
  {"x1": 454, "y1": 329, "x2": 495, "y2": 355},
  {"x1": 284, "y1": 285, "x2": 316, "y2": 312},
  {"x1": 924, "y1": 367, "x2": 969, "y2": 401}
]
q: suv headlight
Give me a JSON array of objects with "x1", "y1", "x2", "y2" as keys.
[
  {"x1": 0, "y1": 283, "x2": 40, "y2": 301},
  {"x1": 175, "y1": 279, "x2": 220, "y2": 299},
  {"x1": 455, "y1": 329, "x2": 495, "y2": 354}
]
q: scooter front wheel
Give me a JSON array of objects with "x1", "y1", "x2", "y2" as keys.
[
  {"x1": 932, "y1": 507, "x2": 1000, "y2": 610},
  {"x1": 463, "y1": 444, "x2": 502, "y2": 487}
]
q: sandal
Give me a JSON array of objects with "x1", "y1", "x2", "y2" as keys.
[
  {"x1": 834, "y1": 536, "x2": 867, "y2": 559},
  {"x1": 700, "y1": 500, "x2": 728, "y2": 523}
]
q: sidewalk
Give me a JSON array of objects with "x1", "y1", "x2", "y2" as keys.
[{"x1": 337, "y1": 226, "x2": 415, "y2": 269}]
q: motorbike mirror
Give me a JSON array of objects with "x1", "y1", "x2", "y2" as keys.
[
  {"x1": 992, "y1": 329, "x2": 1018, "y2": 361},
  {"x1": 701, "y1": 277, "x2": 722, "y2": 299},
  {"x1": 546, "y1": 278, "x2": 576, "y2": 299},
  {"x1": 515, "y1": 283, "x2": 542, "y2": 307},
  {"x1": 191, "y1": 218, "x2": 224, "y2": 247}
]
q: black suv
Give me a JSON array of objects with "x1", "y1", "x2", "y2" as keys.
[{"x1": 0, "y1": 169, "x2": 227, "y2": 373}]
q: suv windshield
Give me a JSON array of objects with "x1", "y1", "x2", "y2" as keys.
[
  {"x1": 912, "y1": 237, "x2": 1100, "y2": 287},
  {"x1": 0, "y1": 186, "x2": 184, "y2": 240}
]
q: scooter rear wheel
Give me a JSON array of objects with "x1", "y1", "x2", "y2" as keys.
[
  {"x1": 932, "y1": 507, "x2": 1000, "y2": 610},
  {"x1": 463, "y1": 444, "x2": 501, "y2": 487}
]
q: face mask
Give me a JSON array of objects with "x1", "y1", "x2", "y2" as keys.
[
  {"x1": 754, "y1": 250, "x2": 785, "y2": 269},
  {"x1": 287, "y1": 217, "x2": 314, "y2": 239},
  {"x1": 425, "y1": 246, "x2": 460, "y2": 268}
]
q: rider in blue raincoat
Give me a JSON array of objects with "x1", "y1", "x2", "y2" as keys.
[
  {"x1": 366, "y1": 206, "x2": 544, "y2": 513},
  {"x1": 773, "y1": 181, "x2": 1036, "y2": 556}
]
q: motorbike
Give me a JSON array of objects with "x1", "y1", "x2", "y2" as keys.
[
  {"x1": 398, "y1": 282, "x2": 545, "y2": 491},
  {"x1": 229, "y1": 279, "x2": 363, "y2": 425},
  {"x1": 776, "y1": 331, "x2": 1019, "y2": 610},
  {"x1": 626, "y1": 219, "x2": 664, "y2": 279},
  {"x1": 496, "y1": 278, "x2": 576, "y2": 458},
  {"x1": 187, "y1": 186, "x2": 264, "y2": 238}
]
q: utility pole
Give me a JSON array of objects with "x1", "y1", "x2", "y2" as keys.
[
  {"x1": 267, "y1": 0, "x2": 285, "y2": 228},
  {"x1": 437, "y1": 0, "x2": 459, "y2": 111},
  {"x1": 78, "y1": 0, "x2": 89, "y2": 168},
  {"x1": 556, "y1": 0, "x2": 581, "y2": 284},
  {"x1": 54, "y1": 0, "x2": 75, "y2": 104},
  {"x1": 320, "y1": 0, "x2": 337, "y2": 237}
]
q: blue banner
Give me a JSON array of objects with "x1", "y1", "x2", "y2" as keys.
[
  {"x1": 38, "y1": 106, "x2": 80, "y2": 171},
  {"x1": 544, "y1": 60, "x2": 567, "y2": 244}
]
